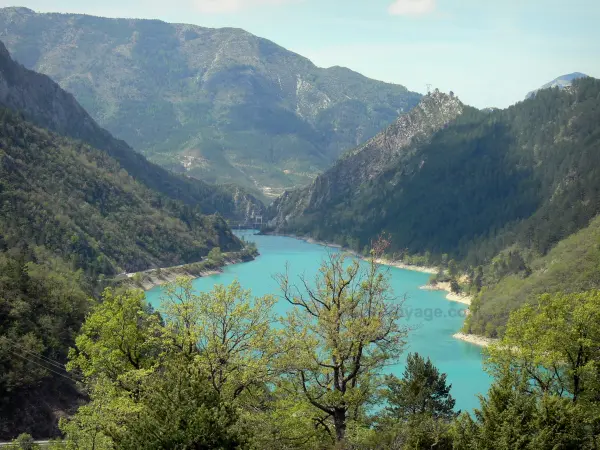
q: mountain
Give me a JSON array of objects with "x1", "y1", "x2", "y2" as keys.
[
  {"x1": 0, "y1": 37, "x2": 263, "y2": 220},
  {"x1": 268, "y1": 90, "x2": 465, "y2": 242},
  {"x1": 269, "y1": 78, "x2": 600, "y2": 336},
  {"x1": 0, "y1": 107, "x2": 242, "y2": 275},
  {"x1": 0, "y1": 7, "x2": 422, "y2": 197},
  {"x1": 525, "y1": 72, "x2": 588, "y2": 99}
]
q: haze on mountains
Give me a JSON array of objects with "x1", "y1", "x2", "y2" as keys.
[
  {"x1": 269, "y1": 77, "x2": 600, "y2": 337},
  {"x1": 0, "y1": 6, "x2": 422, "y2": 199},
  {"x1": 0, "y1": 32, "x2": 264, "y2": 221}
]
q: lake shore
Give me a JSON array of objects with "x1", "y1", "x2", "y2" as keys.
[
  {"x1": 264, "y1": 232, "x2": 439, "y2": 273},
  {"x1": 453, "y1": 332, "x2": 498, "y2": 348},
  {"x1": 242, "y1": 232, "x2": 492, "y2": 347},
  {"x1": 122, "y1": 253, "x2": 253, "y2": 291},
  {"x1": 420, "y1": 281, "x2": 473, "y2": 306}
]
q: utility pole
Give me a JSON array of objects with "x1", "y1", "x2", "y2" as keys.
[{"x1": 426, "y1": 84, "x2": 432, "y2": 94}]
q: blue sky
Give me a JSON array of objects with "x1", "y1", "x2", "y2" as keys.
[{"x1": 2, "y1": 0, "x2": 599, "y2": 108}]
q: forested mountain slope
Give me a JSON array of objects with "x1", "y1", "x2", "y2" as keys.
[
  {"x1": 268, "y1": 90, "x2": 464, "y2": 236},
  {"x1": 0, "y1": 7, "x2": 421, "y2": 195},
  {"x1": 0, "y1": 108, "x2": 242, "y2": 275},
  {"x1": 269, "y1": 79, "x2": 600, "y2": 336},
  {"x1": 466, "y1": 214, "x2": 600, "y2": 337},
  {"x1": 270, "y1": 79, "x2": 600, "y2": 263},
  {"x1": 0, "y1": 107, "x2": 246, "y2": 438},
  {"x1": 0, "y1": 38, "x2": 263, "y2": 219}
]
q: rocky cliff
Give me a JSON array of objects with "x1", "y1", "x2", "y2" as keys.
[{"x1": 269, "y1": 90, "x2": 464, "y2": 229}]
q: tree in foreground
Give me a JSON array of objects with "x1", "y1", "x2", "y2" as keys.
[
  {"x1": 275, "y1": 237, "x2": 408, "y2": 445},
  {"x1": 62, "y1": 280, "x2": 276, "y2": 449},
  {"x1": 451, "y1": 291, "x2": 600, "y2": 450},
  {"x1": 451, "y1": 371, "x2": 596, "y2": 450},
  {"x1": 385, "y1": 353, "x2": 457, "y2": 420},
  {"x1": 485, "y1": 290, "x2": 600, "y2": 403}
]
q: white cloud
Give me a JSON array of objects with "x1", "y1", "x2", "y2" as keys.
[
  {"x1": 388, "y1": 0, "x2": 436, "y2": 16},
  {"x1": 193, "y1": 0, "x2": 295, "y2": 14}
]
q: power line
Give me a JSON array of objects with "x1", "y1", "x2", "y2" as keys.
[
  {"x1": 6, "y1": 349, "x2": 78, "y2": 383},
  {"x1": 1, "y1": 336, "x2": 67, "y2": 371}
]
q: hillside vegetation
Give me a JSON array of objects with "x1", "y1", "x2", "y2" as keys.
[
  {"x1": 0, "y1": 7, "x2": 421, "y2": 195},
  {"x1": 269, "y1": 78, "x2": 600, "y2": 336},
  {"x1": 0, "y1": 41, "x2": 258, "y2": 438},
  {"x1": 0, "y1": 37, "x2": 263, "y2": 219}
]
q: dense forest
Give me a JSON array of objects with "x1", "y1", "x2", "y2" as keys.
[
  {"x1": 269, "y1": 78, "x2": 600, "y2": 337},
  {"x1": 0, "y1": 108, "x2": 241, "y2": 275},
  {"x1": 0, "y1": 40, "x2": 265, "y2": 437}
]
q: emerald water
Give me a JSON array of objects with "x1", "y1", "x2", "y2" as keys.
[{"x1": 146, "y1": 231, "x2": 491, "y2": 412}]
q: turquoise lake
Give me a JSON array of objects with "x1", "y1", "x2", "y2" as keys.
[{"x1": 146, "y1": 231, "x2": 492, "y2": 412}]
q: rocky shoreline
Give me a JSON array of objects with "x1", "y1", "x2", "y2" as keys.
[{"x1": 122, "y1": 253, "x2": 254, "y2": 291}]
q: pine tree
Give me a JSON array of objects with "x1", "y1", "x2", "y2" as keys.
[{"x1": 385, "y1": 353, "x2": 457, "y2": 420}]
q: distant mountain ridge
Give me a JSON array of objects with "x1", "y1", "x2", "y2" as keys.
[
  {"x1": 0, "y1": 7, "x2": 422, "y2": 196},
  {"x1": 525, "y1": 72, "x2": 588, "y2": 99}
]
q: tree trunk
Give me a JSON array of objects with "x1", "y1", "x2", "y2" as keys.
[{"x1": 333, "y1": 407, "x2": 347, "y2": 445}]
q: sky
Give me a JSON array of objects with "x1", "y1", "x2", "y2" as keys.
[{"x1": 2, "y1": 0, "x2": 599, "y2": 108}]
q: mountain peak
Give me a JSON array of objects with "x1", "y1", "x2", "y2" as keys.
[
  {"x1": 526, "y1": 72, "x2": 588, "y2": 99},
  {"x1": 268, "y1": 89, "x2": 463, "y2": 226}
]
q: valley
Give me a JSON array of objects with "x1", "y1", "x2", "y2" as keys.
[{"x1": 0, "y1": 2, "x2": 599, "y2": 448}]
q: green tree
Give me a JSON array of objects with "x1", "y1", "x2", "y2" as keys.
[
  {"x1": 485, "y1": 290, "x2": 600, "y2": 402},
  {"x1": 450, "y1": 279, "x2": 461, "y2": 294},
  {"x1": 452, "y1": 371, "x2": 596, "y2": 450},
  {"x1": 67, "y1": 288, "x2": 162, "y2": 386},
  {"x1": 9, "y1": 434, "x2": 39, "y2": 450},
  {"x1": 275, "y1": 238, "x2": 408, "y2": 445},
  {"x1": 385, "y1": 353, "x2": 457, "y2": 420},
  {"x1": 160, "y1": 278, "x2": 279, "y2": 401},
  {"x1": 447, "y1": 260, "x2": 459, "y2": 278},
  {"x1": 117, "y1": 358, "x2": 248, "y2": 450},
  {"x1": 63, "y1": 280, "x2": 278, "y2": 447},
  {"x1": 207, "y1": 247, "x2": 225, "y2": 267}
]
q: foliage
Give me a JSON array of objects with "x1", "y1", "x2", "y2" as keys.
[
  {"x1": 484, "y1": 290, "x2": 600, "y2": 403},
  {"x1": 7, "y1": 433, "x2": 39, "y2": 450},
  {"x1": 115, "y1": 359, "x2": 248, "y2": 450},
  {"x1": 385, "y1": 353, "x2": 457, "y2": 420},
  {"x1": 274, "y1": 239, "x2": 408, "y2": 444},
  {"x1": 452, "y1": 372, "x2": 598, "y2": 450},
  {"x1": 0, "y1": 248, "x2": 90, "y2": 439},
  {"x1": 159, "y1": 278, "x2": 279, "y2": 400},
  {"x1": 207, "y1": 247, "x2": 225, "y2": 267},
  {"x1": 0, "y1": 107, "x2": 241, "y2": 276},
  {"x1": 466, "y1": 215, "x2": 600, "y2": 337},
  {"x1": 451, "y1": 293, "x2": 600, "y2": 449},
  {"x1": 62, "y1": 279, "x2": 277, "y2": 448}
]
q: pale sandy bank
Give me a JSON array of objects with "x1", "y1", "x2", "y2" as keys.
[
  {"x1": 373, "y1": 258, "x2": 438, "y2": 274},
  {"x1": 420, "y1": 281, "x2": 473, "y2": 306},
  {"x1": 123, "y1": 254, "x2": 250, "y2": 291},
  {"x1": 453, "y1": 333, "x2": 499, "y2": 348}
]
